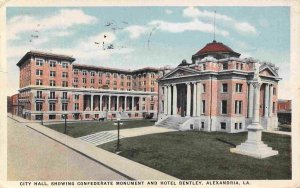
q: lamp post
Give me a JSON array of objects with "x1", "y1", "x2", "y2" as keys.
[
  {"x1": 114, "y1": 118, "x2": 123, "y2": 153},
  {"x1": 63, "y1": 114, "x2": 67, "y2": 134}
]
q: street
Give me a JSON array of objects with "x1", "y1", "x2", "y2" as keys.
[{"x1": 7, "y1": 118, "x2": 127, "y2": 180}]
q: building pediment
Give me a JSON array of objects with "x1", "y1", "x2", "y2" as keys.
[
  {"x1": 259, "y1": 64, "x2": 279, "y2": 77},
  {"x1": 160, "y1": 67, "x2": 200, "y2": 80}
]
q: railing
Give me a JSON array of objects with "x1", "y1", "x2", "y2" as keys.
[{"x1": 61, "y1": 97, "x2": 70, "y2": 102}]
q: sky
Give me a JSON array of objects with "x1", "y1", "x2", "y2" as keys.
[{"x1": 6, "y1": 6, "x2": 291, "y2": 99}]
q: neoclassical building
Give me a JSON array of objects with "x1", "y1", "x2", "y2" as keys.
[
  {"x1": 156, "y1": 40, "x2": 280, "y2": 133},
  {"x1": 16, "y1": 51, "x2": 171, "y2": 121}
]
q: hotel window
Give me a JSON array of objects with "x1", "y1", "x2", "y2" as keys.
[
  {"x1": 202, "y1": 84, "x2": 206, "y2": 93},
  {"x1": 133, "y1": 76, "x2": 136, "y2": 79},
  {"x1": 82, "y1": 78, "x2": 86, "y2": 83},
  {"x1": 127, "y1": 75, "x2": 131, "y2": 80},
  {"x1": 236, "y1": 83, "x2": 243, "y2": 92},
  {"x1": 235, "y1": 100, "x2": 242, "y2": 114},
  {"x1": 74, "y1": 103, "x2": 79, "y2": 111},
  {"x1": 240, "y1": 64, "x2": 244, "y2": 70},
  {"x1": 36, "y1": 69, "x2": 43, "y2": 76},
  {"x1": 99, "y1": 79, "x2": 102, "y2": 84},
  {"x1": 74, "y1": 94, "x2": 79, "y2": 100},
  {"x1": 91, "y1": 79, "x2": 94, "y2": 84},
  {"x1": 202, "y1": 63, "x2": 206, "y2": 70},
  {"x1": 221, "y1": 100, "x2": 227, "y2": 114},
  {"x1": 49, "y1": 60, "x2": 56, "y2": 67},
  {"x1": 150, "y1": 104, "x2": 154, "y2": 110},
  {"x1": 239, "y1": 123, "x2": 242, "y2": 129},
  {"x1": 201, "y1": 122, "x2": 205, "y2": 129},
  {"x1": 121, "y1": 75, "x2": 124, "y2": 79},
  {"x1": 50, "y1": 71, "x2": 56, "y2": 77},
  {"x1": 106, "y1": 73, "x2": 110, "y2": 78},
  {"x1": 151, "y1": 73, "x2": 155, "y2": 78},
  {"x1": 151, "y1": 80, "x2": 155, "y2": 85},
  {"x1": 98, "y1": 72, "x2": 103, "y2": 77},
  {"x1": 73, "y1": 69, "x2": 78, "y2": 74},
  {"x1": 35, "y1": 58, "x2": 44, "y2": 66},
  {"x1": 202, "y1": 100, "x2": 206, "y2": 114},
  {"x1": 62, "y1": 62, "x2": 68, "y2": 68},
  {"x1": 90, "y1": 72, "x2": 95, "y2": 76},
  {"x1": 150, "y1": 96, "x2": 154, "y2": 101},
  {"x1": 221, "y1": 122, "x2": 226, "y2": 130},
  {"x1": 62, "y1": 72, "x2": 68, "y2": 78},
  {"x1": 62, "y1": 92, "x2": 67, "y2": 99},
  {"x1": 36, "y1": 79, "x2": 43, "y2": 85},
  {"x1": 73, "y1": 85, "x2": 78, "y2": 88},
  {"x1": 113, "y1": 73, "x2": 118, "y2": 78},
  {"x1": 49, "y1": 103, "x2": 56, "y2": 111},
  {"x1": 222, "y1": 83, "x2": 228, "y2": 93},
  {"x1": 62, "y1": 103, "x2": 68, "y2": 111},
  {"x1": 273, "y1": 102, "x2": 275, "y2": 113},
  {"x1": 36, "y1": 102, "x2": 43, "y2": 111},
  {"x1": 134, "y1": 82, "x2": 137, "y2": 86},
  {"x1": 82, "y1": 70, "x2": 87, "y2": 75},
  {"x1": 222, "y1": 63, "x2": 228, "y2": 70},
  {"x1": 74, "y1": 78, "x2": 78, "y2": 83},
  {"x1": 113, "y1": 81, "x2": 117, "y2": 85},
  {"x1": 36, "y1": 91, "x2": 42, "y2": 98},
  {"x1": 144, "y1": 88, "x2": 147, "y2": 92},
  {"x1": 127, "y1": 82, "x2": 131, "y2": 86},
  {"x1": 50, "y1": 80, "x2": 56, "y2": 86},
  {"x1": 62, "y1": 81, "x2": 68, "y2": 87},
  {"x1": 235, "y1": 123, "x2": 238, "y2": 130},
  {"x1": 144, "y1": 81, "x2": 146, "y2": 85},
  {"x1": 121, "y1": 82, "x2": 124, "y2": 86},
  {"x1": 143, "y1": 74, "x2": 147, "y2": 78},
  {"x1": 106, "y1": 80, "x2": 110, "y2": 85},
  {"x1": 50, "y1": 91, "x2": 55, "y2": 99},
  {"x1": 151, "y1": 87, "x2": 154, "y2": 92}
]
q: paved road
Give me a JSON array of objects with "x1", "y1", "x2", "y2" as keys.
[{"x1": 7, "y1": 118, "x2": 127, "y2": 180}]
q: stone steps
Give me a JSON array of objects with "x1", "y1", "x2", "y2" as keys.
[
  {"x1": 79, "y1": 131, "x2": 123, "y2": 146},
  {"x1": 156, "y1": 116, "x2": 188, "y2": 130}
]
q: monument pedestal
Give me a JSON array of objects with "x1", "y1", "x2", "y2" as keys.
[{"x1": 230, "y1": 123, "x2": 278, "y2": 159}]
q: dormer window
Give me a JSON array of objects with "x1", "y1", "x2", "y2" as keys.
[{"x1": 223, "y1": 63, "x2": 228, "y2": 70}]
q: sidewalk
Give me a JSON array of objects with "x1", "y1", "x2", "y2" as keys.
[
  {"x1": 8, "y1": 116, "x2": 178, "y2": 180},
  {"x1": 263, "y1": 130, "x2": 291, "y2": 136}
]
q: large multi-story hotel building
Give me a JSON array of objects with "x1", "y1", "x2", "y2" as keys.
[
  {"x1": 156, "y1": 40, "x2": 280, "y2": 133},
  {"x1": 16, "y1": 51, "x2": 171, "y2": 121}
]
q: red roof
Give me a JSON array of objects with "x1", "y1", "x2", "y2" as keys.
[{"x1": 194, "y1": 40, "x2": 236, "y2": 55}]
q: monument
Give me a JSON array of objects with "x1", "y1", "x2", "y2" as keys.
[{"x1": 230, "y1": 63, "x2": 279, "y2": 158}]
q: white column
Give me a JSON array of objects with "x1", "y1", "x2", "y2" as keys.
[
  {"x1": 163, "y1": 86, "x2": 168, "y2": 114},
  {"x1": 172, "y1": 84, "x2": 177, "y2": 115},
  {"x1": 116, "y1": 96, "x2": 119, "y2": 111},
  {"x1": 167, "y1": 85, "x2": 172, "y2": 115},
  {"x1": 264, "y1": 84, "x2": 269, "y2": 117},
  {"x1": 193, "y1": 82, "x2": 197, "y2": 116},
  {"x1": 186, "y1": 83, "x2": 191, "y2": 116},
  {"x1": 108, "y1": 95, "x2": 111, "y2": 111},
  {"x1": 91, "y1": 94, "x2": 94, "y2": 111},
  {"x1": 125, "y1": 96, "x2": 127, "y2": 111},
  {"x1": 100, "y1": 95, "x2": 103, "y2": 111},
  {"x1": 139, "y1": 96, "x2": 143, "y2": 111},
  {"x1": 248, "y1": 82, "x2": 254, "y2": 118},
  {"x1": 196, "y1": 82, "x2": 202, "y2": 116},
  {"x1": 269, "y1": 85, "x2": 273, "y2": 117}
]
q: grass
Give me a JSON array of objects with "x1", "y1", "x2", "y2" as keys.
[
  {"x1": 100, "y1": 131, "x2": 291, "y2": 180},
  {"x1": 45, "y1": 119, "x2": 154, "y2": 138}
]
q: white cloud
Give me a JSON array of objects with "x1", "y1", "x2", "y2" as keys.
[
  {"x1": 165, "y1": 9, "x2": 173, "y2": 15},
  {"x1": 182, "y1": 7, "x2": 257, "y2": 35},
  {"x1": 124, "y1": 25, "x2": 149, "y2": 39},
  {"x1": 149, "y1": 19, "x2": 229, "y2": 36},
  {"x1": 54, "y1": 31, "x2": 72, "y2": 37},
  {"x1": 7, "y1": 9, "x2": 97, "y2": 41}
]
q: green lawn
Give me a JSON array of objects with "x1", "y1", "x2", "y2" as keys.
[
  {"x1": 45, "y1": 120, "x2": 154, "y2": 138},
  {"x1": 100, "y1": 131, "x2": 291, "y2": 180}
]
